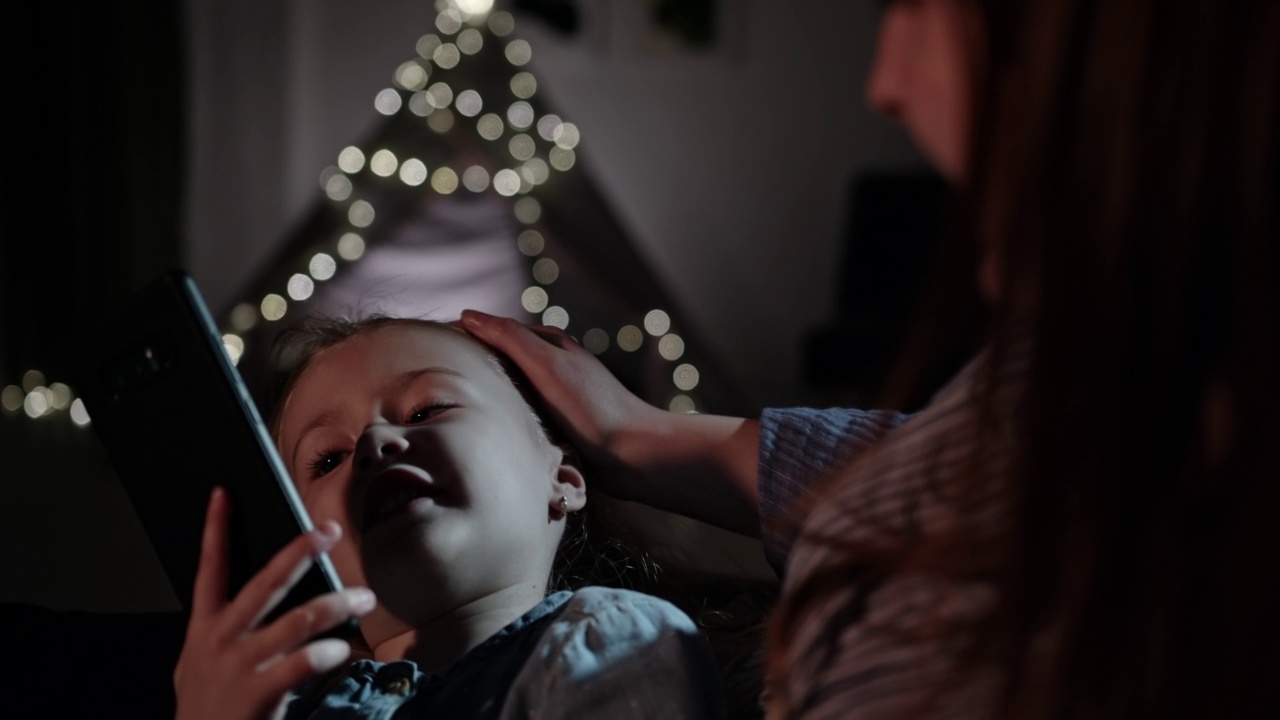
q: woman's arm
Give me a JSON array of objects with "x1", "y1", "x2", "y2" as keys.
[{"x1": 460, "y1": 310, "x2": 763, "y2": 536}]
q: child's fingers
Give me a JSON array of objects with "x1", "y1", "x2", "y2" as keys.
[
  {"x1": 190, "y1": 486, "x2": 231, "y2": 622},
  {"x1": 253, "y1": 638, "x2": 353, "y2": 700},
  {"x1": 242, "y1": 587, "x2": 376, "y2": 667},
  {"x1": 217, "y1": 521, "x2": 343, "y2": 640}
]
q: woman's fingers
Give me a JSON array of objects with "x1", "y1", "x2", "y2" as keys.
[
  {"x1": 242, "y1": 587, "x2": 376, "y2": 667},
  {"x1": 190, "y1": 486, "x2": 232, "y2": 622},
  {"x1": 217, "y1": 520, "x2": 344, "y2": 640}
]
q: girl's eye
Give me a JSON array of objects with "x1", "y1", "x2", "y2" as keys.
[
  {"x1": 406, "y1": 402, "x2": 456, "y2": 424},
  {"x1": 309, "y1": 450, "x2": 348, "y2": 478}
]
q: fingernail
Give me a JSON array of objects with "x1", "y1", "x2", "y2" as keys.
[
  {"x1": 317, "y1": 520, "x2": 342, "y2": 542},
  {"x1": 308, "y1": 639, "x2": 351, "y2": 672},
  {"x1": 349, "y1": 587, "x2": 377, "y2": 613},
  {"x1": 459, "y1": 311, "x2": 481, "y2": 328}
]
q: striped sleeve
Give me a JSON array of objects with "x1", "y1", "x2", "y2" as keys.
[{"x1": 757, "y1": 407, "x2": 909, "y2": 573}]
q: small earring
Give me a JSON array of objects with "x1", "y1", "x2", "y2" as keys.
[{"x1": 559, "y1": 496, "x2": 569, "y2": 517}]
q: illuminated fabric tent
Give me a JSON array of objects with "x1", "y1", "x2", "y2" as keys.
[{"x1": 221, "y1": 7, "x2": 746, "y2": 419}]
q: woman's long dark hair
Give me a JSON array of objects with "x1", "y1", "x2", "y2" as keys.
[{"x1": 770, "y1": 0, "x2": 1280, "y2": 717}]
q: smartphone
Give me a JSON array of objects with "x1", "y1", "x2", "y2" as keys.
[{"x1": 72, "y1": 270, "x2": 353, "y2": 635}]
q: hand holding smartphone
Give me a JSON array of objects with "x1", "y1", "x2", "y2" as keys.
[{"x1": 71, "y1": 270, "x2": 356, "y2": 637}]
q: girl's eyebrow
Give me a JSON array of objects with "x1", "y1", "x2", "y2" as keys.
[{"x1": 290, "y1": 366, "x2": 468, "y2": 469}]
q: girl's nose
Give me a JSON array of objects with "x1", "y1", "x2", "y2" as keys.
[{"x1": 353, "y1": 423, "x2": 410, "y2": 471}]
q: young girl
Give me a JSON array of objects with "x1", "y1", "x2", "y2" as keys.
[{"x1": 172, "y1": 318, "x2": 725, "y2": 720}]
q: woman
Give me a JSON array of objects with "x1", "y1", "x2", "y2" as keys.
[{"x1": 461, "y1": 0, "x2": 1280, "y2": 717}]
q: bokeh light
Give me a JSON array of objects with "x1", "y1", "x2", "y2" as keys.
[
  {"x1": 507, "y1": 101, "x2": 534, "y2": 129},
  {"x1": 455, "y1": 89, "x2": 483, "y2": 117},
  {"x1": 348, "y1": 200, "x2": 375, "y2": 227},
  {"x1": 287, "y1": 274, "x2": 315, "y2": 301},
  {"x1": 309, "y1": 253, "x2": 337, "y2": 281},
  {"x1": 462, "y1": 165, "x2": 491, "y2": 192},
  {"x1": 644, "y1": 309, "x2": 671, "y2": 336},
  {"x1": 521, "y1": 286, "x2": 549, "y2": 313},
  {"x1": 399, "y1": 158, "x2": 428, "y2": 186},
  {"x1": 658, "y1": 333, "x2": 685, "y2": 361},
  {"x1": 517, "y1": 229, "x2": 545, "y2": 256},
  {"x1": 370, "y1": 149, "x2": 399, "y2": 177},
  {"x1": 508, "y1": 133, "x2": 536, "y2": 161},
  {"x1": 477, "y1": 113, "x2": 504, "y2": 140},
  {"x1": 510, "y1": 72, "x2": 537, "y2": 99},
  {"x1": 430, "y1": 166, "x2": 459, "y2": 194},
  {"x1": 617, "y1": 325, "x2": 644, "y2": 352},
  {"x1": 514, "y1": 197, "x2": 541, "y2": 224},
  {"x1": 673, "y1": 363, "x2": 700, "y2": 390},
  {"x1": 374, "y1": 88, "x2": 403, "y2": 115},
  {"x1": 532, "y1": 257, "x2": 559, "y2": 284},
  {"x1": 337, "y1": 146, "x2": 366, "y2": 173},
  {"x1": 582, "y1": 328, "x2": 609, "y2": 355},
  {"x1": 505, "y1": 39, "x2": 532, "y2": 66},
  {"x1": 261, "y1": 294, "x2": 288, "y2": 321},
  {"x1": 493, "y1": 168, "x2": 521, "y2": 196},
  {"x1": 337, "y1": 232, "x2": 366, "y2": 260}
]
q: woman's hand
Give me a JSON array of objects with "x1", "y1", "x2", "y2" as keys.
[
  {"x1": 458, "y1": 310, "x2": 762, "y2": 536},
  {"x1": 173, "y1": 487, "x2": 376, "y2": 720}
]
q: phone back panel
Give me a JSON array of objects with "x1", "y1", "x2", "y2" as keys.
[{"x1": 72, "y1": 271, "x2": 343, "y2": 618}]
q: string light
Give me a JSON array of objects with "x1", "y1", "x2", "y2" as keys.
[{"x1": 8, "y1": 3, "x2": 707, "y2": 428}]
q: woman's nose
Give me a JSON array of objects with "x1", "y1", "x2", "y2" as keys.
[{"x1": 353, "y1": 423, "x2": 410, "y2": 471}]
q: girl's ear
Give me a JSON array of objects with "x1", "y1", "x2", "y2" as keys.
[{"x1": 550, "y1": 444, "x2": 587, "y2": 513}]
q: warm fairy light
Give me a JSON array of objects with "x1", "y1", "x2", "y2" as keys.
[
  {"x1": 517, "y1": 229, "x2": 544, "y2": 256},
  {"x1": 433, "y1": 43, "x2": 461, "y2": 69},
  {"x1": 338, "y1": 146, "x2": 366, "y2": 173},
  {"x1": 68, "y1": 397, "x2": 90, "y2": 425},
  {"x1": 430, "y1": 166, "x2": 459, "y2": 194},
  {"x1": 507, "y1": 101, "x2": 534, "y2": 129},
  {"x1": 455, "y1": 89, "x2": 483, "y2": 117},
  {"x1": 22, "y1": 370, "x2": 45, "y2": 393},
  {"x1": 521, "y1": 158, "x2": 549, "y2": 185},
  {"x1": 673, "y1": 363, "x2": 700, "y2": 391},
  {"x1": 658, "y1": 334, "x2": 685, "y2": 361},
  {"x1": 553, "y1": 122, "x2": 580, "y2": 149},
  {"x1": 457, "y1": 28, "x2": 484, "y2": 54},
  {"x1": 324, "y1": 174, "x2": 353, "y2": 201},
  {"x1": 455, "y1": 0, "x2": 494, "y2": 14},
  {"x1": 49, "y1": 382, "x2": 72, "y2": 410},
  {"x1": 508, "y1": 133, "x2": 535, "y2": 161},
  {"x1": 505, "y1": 39, "x2": 532, "y2": 66},
  {"x1": 542, "y1": 306, "x2": 569, "y2": 329},
  {"x1": 374, "y1": 88, "x2": 403, "y2": 115},
  {"x1": 487, "y1": 10, "x2": 515, "y2": 36},
  {"x1": 222, "y1": 333, "x2": 245, "y2": 364},
  {"x1": 70, "y1": 398, "x2": 91, "y2": 426},
  {"x1": 427, "y1": 82, "x2": 454, "y2": 109},
  {"x1": 1, "y1": 385, "x2": 22, "y2": 413},
  {"x1": 230, "y1": 303, "x2": 258, "y2": 332},
  {"x1": 370, "y1": 149, "x2": 399, "y2": 177},
  {"x1": 337, "y1": 232, "x2": 366, "y2": 260},
  {"x1": 399, "y1": 158, "x2": 429, "y2": 186},
  {"x1": 669, "y1": 395, "x2": 696, "y2": 414},
  {"x1": 24, "y1": 390, "x2": 49, "y2": 419},
  {"x1": 416, "y1": 33, "x2": 443, "y2": 59},
  {"x1": 261, "y1": 294, "x2": 288, "y2": 321},
  {"x1": 582, "y1": 328, "x2": 609, "y2": 355},
  {"x1": 493, "y1": 168, "x2": 521, "y2": 196},
  {"x1": 548, "y1": 147, "x2": 575, "y2": 171},
  {"x1": 521, "y1": 286, "x2": 549, "y2": 313},
  {"x1": 428, "y1": 108, "x2": 455, "y2": 133},
  {"x1": 395, "y1": 61, "x2": 429, "y2": 91},
  {"x1": 617, "y1": 326, "x2": 644, "y2": 352},
  {"x1": 532, "y1": 257, "x2": 559, "y2": 284},
  {"x1": 643, "y1": 309, "x2": 671, "y2": 336},
  {"x1": 436, "y1": 8, "x2": 463, "y2": 34},
  {"x1": 510, "y1": 72, "x2": 537, "y2": 99},
  {"x1": 287, "y1": 274, "x2": 315, "y2": 301},
  {"x1": 536, "y1": 114, "x2": 562, "y2": 141},
  {"x1": 408, "y1": 91, "x2": 432, "y2": 117},
  {"x1": 309, "y1": 253, "x2": 337, "y2": 280},
  {"x1": 514, "y1": 197, "x2": 541, "y2": 224},
  {"x1": 348, "y1": 200, "x2": 375, "y2": 228},
  {"x1": 462, "y1": 165, "x2": 490, "y2": 192},
  {"x1": 477, "y1": 113, "x2": 504, "y2": 140}
]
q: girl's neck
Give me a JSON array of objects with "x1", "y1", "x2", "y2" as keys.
[{"x1": 370, "y1": 580, "x2": 551, "y2": 672}]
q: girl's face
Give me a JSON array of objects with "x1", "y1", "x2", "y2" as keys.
[
  {"x1": 866, "y1": 0, "x2": 980, "y2": 184},
  {"x1": 275, "y1": 324, "x2": 583, "y2": 632}
]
